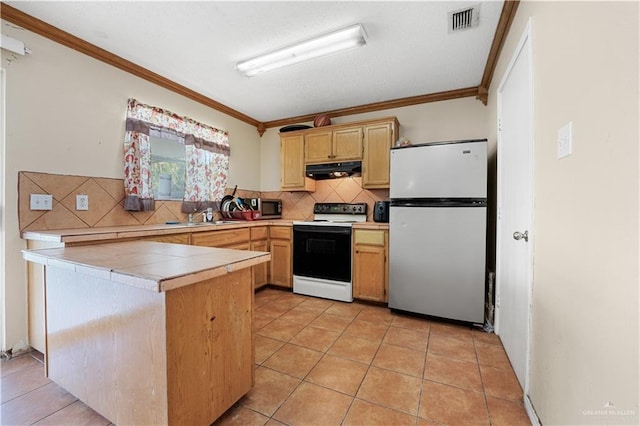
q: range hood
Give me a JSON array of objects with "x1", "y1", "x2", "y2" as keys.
[{"x1": 305, "y1": 161, "x2": 362, "y2": 180}]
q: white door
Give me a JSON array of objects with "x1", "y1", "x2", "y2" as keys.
[{"x1": 495, "y1": 21, "x2": 534, "y2": 391}]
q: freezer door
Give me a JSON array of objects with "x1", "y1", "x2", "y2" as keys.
[
  {"x1": 388, "y1": 205, "x2": 486, "y2": 323},
  {"x1": 390, "y1": 140, "x2": 487, "y2": 199}
]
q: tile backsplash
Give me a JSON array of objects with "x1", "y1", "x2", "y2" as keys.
[
  {"x1": 18, "y1": 171, "x2": 388, "y2": 232},
  {"x1": 263, "y1": 177, "x2": 388, "y2": 222}
]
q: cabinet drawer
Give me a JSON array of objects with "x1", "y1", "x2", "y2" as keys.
[
  {"x1": 354, "y1": 230, "x2": 385, "y2": 245},
  {"x1": 192, "y1": 228, "x2": 250, "y2": 247},
  {"x1": 270, "y1": 226, "x2": 291, "y2": 240},
  {"x1": 251, "y1": 226, "x2": 268, "y2": 240},
  {"x1": 143, "y1": 233, "x2": 191, "y2": 244},
  {"x1": 225, "y1": 242, "x2": 250, "y2": 251}
]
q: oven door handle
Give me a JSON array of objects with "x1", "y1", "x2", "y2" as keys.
[{"x1": 293, "y1": 225, "x2": 352, "y2": 235}]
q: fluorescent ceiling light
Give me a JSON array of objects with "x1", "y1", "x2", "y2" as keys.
[{"x1": 236, "y1": 24, "x2": 367, "y2": 77}]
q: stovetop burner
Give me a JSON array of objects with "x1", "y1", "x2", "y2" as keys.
[
  {"x1": 294, "y1": 202, "x2": 368, "y2": 226},
  {"x1": 313, "y1": 202, "x2": 367, "y2": 215}
]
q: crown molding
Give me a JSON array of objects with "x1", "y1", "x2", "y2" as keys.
[
  {"x1": 2, "y1": 1, "x2": 518, "y2": 134},
  {"x1": 0, "y1": 3, "x2": 260, "y2": 129},
  {"x1": 477, "y1": 0, "x2": 521, "y2": 105},
  {"x1": 262, "y1": 87, "x2": 480, "y2": 129}
]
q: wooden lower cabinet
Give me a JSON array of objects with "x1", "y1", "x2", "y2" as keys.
[
  {"x1": 251, "y1": 227, "x2": 269, "y2": 289},
  {"x1": 269, "y1": 226, "x2": 292, "y2": 288},
  {"x1": 352, "y1": 229, "x2": 389, "y2": 302}
]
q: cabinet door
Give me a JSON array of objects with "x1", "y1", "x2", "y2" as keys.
[
  {"x1": 362, "y1": 122, "x2": 394, "y2": 189},
  {"x1": 333, "y1": 127, "x2": 363, "y2": 161},
  {"x1": 251, "y1": 239, "x2": 269, "y2": 289},
  {"x1": 281, "y1": 134, "x2": 306, "y2": 190},
  {"x1": 269, "y1": 239, "x2": 292, "y2": 288},
  {"x1": 352, "y1": 230, "x2": 388, "y2": 302},
  {"x1": 281, "y1": 133, "x2": 315, "y2": 191},
  {"x1": 305, "y1": 131, "x2": 333, "y2": 163}
]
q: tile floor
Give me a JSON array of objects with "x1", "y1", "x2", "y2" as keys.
[{"x1": 1, "y1": 288, "x2": 531, "y2": 425}]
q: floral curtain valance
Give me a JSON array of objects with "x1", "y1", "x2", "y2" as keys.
[{"x1": 123, "y1": 98, "x2": 230, "y2": 212}]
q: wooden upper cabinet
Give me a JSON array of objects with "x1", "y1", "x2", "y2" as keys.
[
  {"x1": 305, "y1": 127, "x2": 363, "y2": 164},
  {"x1": 281, "y1": 116, "x2": 399, "y2": 190},
  {"x1": 332, "y1": 127, "x2": 363, "y2": 161},
  {"x1": 362, "y1": 120, "x2": 398, "y2": 189},
  {"x1": 304, "y1": 131, "x2": 333, "y2": 163},
  {"x1": 281, "y1": 133, "x2": 315, "y2": 192}
]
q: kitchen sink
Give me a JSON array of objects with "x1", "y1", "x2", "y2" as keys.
[{"x1": 165, "y1": 221, "x2": 238, "y2": 227}]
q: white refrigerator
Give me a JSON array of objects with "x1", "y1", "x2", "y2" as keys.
[{"x1": 388, "y1": 139, "x2": 487, "y2": 324}]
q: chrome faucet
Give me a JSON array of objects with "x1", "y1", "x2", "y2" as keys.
[{"x1": 188, "y1": 207, "x2": 213, "y2": 223}]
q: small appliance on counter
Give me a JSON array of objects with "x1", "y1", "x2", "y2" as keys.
[
  {"x1": 243, "y1": 198, "x2": 282, "y2": 219},
  {"x1": 373, "y1": 201, "x2": 390, "y2": 223}
]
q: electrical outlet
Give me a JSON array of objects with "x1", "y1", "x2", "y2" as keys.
[
  {"x1": 30, "y1": 194, "x2": 53, "y2": 210},
  {"x1": 76, "y1": 195, "x2": 89, "y2": 211},
  {"x1": 557, "y1": 121, "x2": 573, "y2": 159}
]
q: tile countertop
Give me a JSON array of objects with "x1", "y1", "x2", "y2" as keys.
[
  {"x1": 21, "y1": 220, "x2": 295, "y2": 243},
  {"x1": 22, "y1": 240, "x2": 271, "y2": 292},
  {"x1": 21, "y1": 220, "x2": 389, "y2": 243}
]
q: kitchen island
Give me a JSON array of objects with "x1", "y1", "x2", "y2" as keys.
[{"x1": 22, "y1": 240, "x2": 270, "y2": 426}]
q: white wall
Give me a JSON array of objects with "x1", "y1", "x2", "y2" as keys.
[
  {"x1": 487, "y1": 2, "x2": 639, "y2": 424},
  {"x1": 260, "y1": 97, "x2": 490, "y2": 191},
  {"x1": 1, "y1": 23, "x2": 262, "y2": 352}
]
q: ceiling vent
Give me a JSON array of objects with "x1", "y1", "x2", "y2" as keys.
[{"x1": 449, "y1": 4, "x2": 480, "y2": 33}]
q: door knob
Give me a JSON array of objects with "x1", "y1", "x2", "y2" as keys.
[{"x1": 513, "y1": 231, "x2": 529, "y2": 242}]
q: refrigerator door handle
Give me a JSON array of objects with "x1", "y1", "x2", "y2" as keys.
[{"x1": 513, "y1": 230, "x2": 529, "y2": 242}]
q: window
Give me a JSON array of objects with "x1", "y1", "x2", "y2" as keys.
[
  {"x1": 150, "y1": 136, "x2": 185, "y2": 200},
  {"x1": 123, "y1": 98, "x2": 230, "y2": 211}
]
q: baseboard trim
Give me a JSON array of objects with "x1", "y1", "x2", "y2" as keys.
[{"x1": 525, "y1": 394, "x2": 541, "y2": 425}]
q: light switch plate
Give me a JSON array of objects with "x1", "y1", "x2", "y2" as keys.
[
  {"x1": 30, "y1": 194, "x2": 53, "y2": 210},
  {"x1": 76, "y1": 195, "x2": 89, "y2": 211},
  {"x1": 557, "y1": 121, "x2": 573, "y2": 159}
]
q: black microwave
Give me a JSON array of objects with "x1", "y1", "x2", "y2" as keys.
[{"x1": 246, "y1": 198, "x2": 282, "y2": 219}]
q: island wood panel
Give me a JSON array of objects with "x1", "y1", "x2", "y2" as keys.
[
  {"x1": 165, "y1": 268, "x2": 253, "y2": 425},
  {"x1": 45, "y1": 267, "x2": 169, "y2": 425},
  {"x1": 26, "y1": 240, "x2": 64, "y2": 355},
  {"x1": 44, "y1": 266, "x2": 254, "y2": 426}
]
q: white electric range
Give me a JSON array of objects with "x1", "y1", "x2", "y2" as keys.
[{"x1": 292, "y1": 203, "x2": 367, "y2": 302}]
